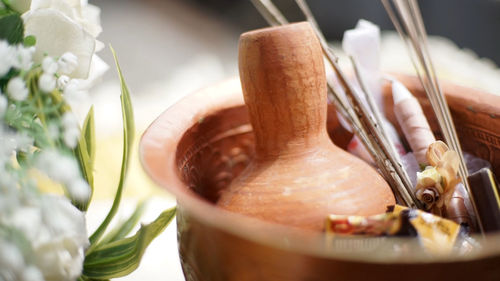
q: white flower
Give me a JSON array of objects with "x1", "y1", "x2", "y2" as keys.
[
  {"x1": 57, "y1": 75, "x2": 70, "y2": 89},
  {"x1": 63, "y1": 79, "x2": 88, "y2": 109},
  {"x1": 0, "y1": 190, "x2": 89, "y2": 281},
  {"x1": 7, "y1": 77, "x2": 29, "y2": 101},
  {"x1": 0, "y1": 41, "x2": 15, "y2": 76},
  {"x1": 14, "y1": 131, "x2": 34, "y2": 153},
  {"x1": 13, "y1": 45, "x2": 35, "y2": 71},
  {"x1": 0, "y1": 126, "x2": 19, "y2": 162},
  {"x1": 4, "y1": 206, "x2": 44, "y2": 242},
  {"x1": 42, "y1": 56, "x2": 58, "y2": 74},
  {"x1": 0, "y1": 94, "x2": 7, "y2": 118},
  {"x1": 68, "y1": 178, "x2": 90, "y2": 203},
  {"x1": 61, "y1": 111, "x2": 80, "y2": 148},
  {"x1": 36, "y1": 149, "x2": 80, "y2": 184},
  {"x1": 22, "y1": 0, "x2": 104, "y2": 79},
  {"x1": 34, "y1": 237, "x2": 85, "y2": 281},
  {"x1": 0, "y1": 240, "x2": 24, "y2": 272},
  {"x1": 39, "y1": 72, "x2": 56, "y2": 93},
  {"x1": 20, "y1": 266, "x2": 44, "y2": 281},
  {"x1": 61, "y1": 111, "x2": 78, "y2": 131},
  {"x1": 41, "y1": 195, "x2": 88, "y2": 243},
  {"x1": 58, "y1": 52, "x2": 78, "y2": 75},
  {"x1": 63, "y1": 127, "x2": 80, "y2": 148},
  {"x1": 34, "y1": 195, "x2": 88, "y2": 281},
  {"x1": 30, "y1": 0, "x2": 102, "y2": 38}
]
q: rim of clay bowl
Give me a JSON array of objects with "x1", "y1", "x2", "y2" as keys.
[{"x1": 140, "y1": 75, "x2": 500, "y2": 264}]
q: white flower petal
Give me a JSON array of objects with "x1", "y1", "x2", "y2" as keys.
[
  {"x1": 42, "y1": 56, "x2": 58, "y2": 74},
  {"x1": 0, "y1": 241, "x2": 25, "y2": 271},
  {"x1": 68, "y1": 178, "x2": 90, "y2": 203},
  {"x1": 38, "y1": 73, "x2": 56, "y2": 93},
  {"x1": 63, "y1": 128, "x2": 80, "y2": 148},
  {"x1": 13, "y1": 45, "x2": 34, "y2": 71},
  {"x1": 41, "y1": 195, "x2": 88, "y2": 241},
  {"x1": 58, "y1": 52, "x2": 78, "y2": 74},
  {"x1": 57, "y1": 75, "x2": 70, "y2": 89},
  {"x1": 7, "y1": 77, "x2": 28, "y2": 101},
  {"x1": 76, "y1": 54, "x2": 108, "y2": 90},
  {"x1": 63, "y1": 80, "x2": 88, "y2": 108},
  {"x1": 36, "y1": 149, "x2": 80, "y2": 184},
  {"x1": 34, "y1": 237, "x2": 84, "y2": 281},
  {"x1": 5, "y1": 207, "x2": 43, "y2": 242},
  {"x1": 0, "y1": 41, "x2": 15, "y2": 76},
  {"x1": 61, "y1": 111, "x2": 78, "y2": 130},
  {"x1": 80, "y1": 4, "x2": 102, "y2": 38},
  {"x1": 20, "y1": 266, "x2": 44, "y2": 281},
  {"x1": 23, "y1": 8, "x2": 96, "y2": 79},
  {"x1": 94, "y1": 39, "x2": 104, "y2": 52},
  {"x1": 30, "y1": 0, "x2": 80, "y2": 17}
]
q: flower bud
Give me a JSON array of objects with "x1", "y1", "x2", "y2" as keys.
[
  {"x1": 68, "y1": 179, "x2": 91, "y2": 204},
  {"x1": 58, "y1": 52, "x2": 78, "y2": 75},
  {"x1": 42, "y1": 57, "x2": 58, "y2": 74},
  {"x1": 7, "y1": 77, "x2": 28, "y2": 101},
  {"x1": 38, "y1": 73, "x2": 56, "y2": 93},
  {"x1": 57, "y1": 75, "x2": 70, "y2": 90}
]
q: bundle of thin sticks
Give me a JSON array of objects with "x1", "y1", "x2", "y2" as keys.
[
  {"x1": 251, "y1": 0, "x2": 421, "y2": 209},
  {"x1": 251, "y1": 0, "x2": 486, "y2": 234},
  {"x1": 381, "y1": 0, "x2": 483, "y2": 233}
]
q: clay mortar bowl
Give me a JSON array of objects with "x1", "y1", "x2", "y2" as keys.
[{"x1": 140, "y1": 75, "x2": 500, "y2": 281}]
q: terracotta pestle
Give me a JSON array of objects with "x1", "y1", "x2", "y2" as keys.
[{"x1": 216, "y1": 22, "x2": 395, "y2": 231}]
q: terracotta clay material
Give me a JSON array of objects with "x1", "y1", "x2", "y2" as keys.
[
  {"x1": 140, "y1": 26, "x2": 500, "y2": 281},
  {"x1": 140, "y1": 74, "x2": 500, "y2": 281},
  {"x1": 140, "y1": 77, "x2": 500, "y2": 281},
  {"x1": 215, "y1": 22, "x2": 395, "y2": 231}
]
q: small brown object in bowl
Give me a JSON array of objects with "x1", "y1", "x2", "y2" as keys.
[{"x1": 216, "y1": 22, "x2": 395, "y2": 231}]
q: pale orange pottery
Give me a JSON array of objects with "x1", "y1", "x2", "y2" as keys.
[
  {"x1": 140, "y1": 24, "x2": 500, "y2": 281},
  {"x1": 216, "y1": 23, "x2": 394, "y2": 231}
]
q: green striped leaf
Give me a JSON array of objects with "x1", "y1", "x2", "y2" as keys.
[
  {"x1": 88, "y1": 46, "x2": 135, "y2": 246},
  {"x1": 83, "y1": 207, "x2": 176, "y2": 279},
  {"x1": 96, "y1": 201, "x2": 147, "y2": 247},
  {"x1": 74, "y1": 106, "x2": 96, "y2": 211},
  {"x1": 82, "y1": 106, "x2": 96, "y2": 166}
]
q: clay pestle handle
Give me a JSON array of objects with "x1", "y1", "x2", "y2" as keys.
[{"x1": 238, "y1": 22, "x2": 330, "y2": 159}]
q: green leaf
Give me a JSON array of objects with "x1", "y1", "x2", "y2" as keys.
[
  {"x1": 74, "y1": 106, "x2": 96, "y2": 211},
  {"x1": 0, "y1": 9, "x2": 11, "y2": 17},
  {"x1": 82, "y1": 106, "x2": 96, "y2": 165},
  {"x1": 0, "y1": 14, "x2": 24, "y2": 44},
  {"x1": 88, "y1": 45, "x2": 135, "y2": 246},
  {"x1": 83, "y1": 207, "x2": 176, "y2": 279},
  {"x1": 97, "y1": 201, "x2": 147, "y2": 247},
  {"x1": 23, "y1": 35, "x2": 36, "y2": 47}
]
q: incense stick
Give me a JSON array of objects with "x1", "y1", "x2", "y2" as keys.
[
  {"x1": 295, "y1": 0, "x2": 421, "y2": 208},
  {"x1": 251, "y1": 0, "x2": 421, "y2": 208},
  {"x1": 350, "y1": 57, "x2": 412, "y2": 186},
  {"x1": 250, "y1": 0, "x2": 287, "y2": 26},
  {"x1": 382, "y1": 0, "x2": 484, "y2": 233}
]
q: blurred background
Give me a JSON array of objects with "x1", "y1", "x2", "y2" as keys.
[
  {"x1": 92, "y1": 0, "x2": 500, "y2": 94},
  {"x1": 84, "y1": 0, "x2": 500, "y2": 280}
]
